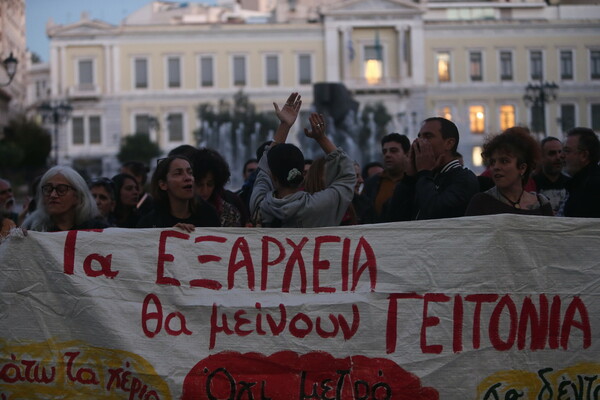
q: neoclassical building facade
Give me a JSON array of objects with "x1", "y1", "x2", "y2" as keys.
[{"x1": 46, "y1": 0, "x2": 600, "y2": 177}]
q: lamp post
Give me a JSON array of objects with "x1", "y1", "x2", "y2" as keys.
[
  {"x1": 0, "y1": 52, "x2": 18, "y2": 87},
  {"x1": 38, "y1": 101, "x2": 73, "y2": 165},
  {"x1": 523, "y1": 78, "x2": 559, "y2": 139}
]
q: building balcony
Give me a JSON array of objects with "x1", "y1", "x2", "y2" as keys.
[
  {"x1": 67, "y1": 84, "x2": 102, "y2": 99},
  {"x1": 344, "y1": 77, "x2": 411, "y2": 96}
]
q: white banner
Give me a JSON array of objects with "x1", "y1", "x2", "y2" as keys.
[{"x1": 0, "y1": 215, "x2": 598, "y2": 399}]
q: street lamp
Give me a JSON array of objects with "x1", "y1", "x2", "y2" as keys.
[
  {"x1": 0, "y1": 52, "x2": 18, "y2": 87},
  {"x1": 523, "y1": 78, "x2": 559, "y2": 138},
  {"x1": 38, "y1": 101, "x2": 73, "y2": 165}
]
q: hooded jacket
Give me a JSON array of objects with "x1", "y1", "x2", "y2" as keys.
[{"x1": 250, "y1": 147, "x2": 355, "y2": 228}]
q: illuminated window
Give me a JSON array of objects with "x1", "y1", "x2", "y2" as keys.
[
  {"x1": 469, "y1": 106, "x2": 485, "y2": 133},
  {"x1": 437, "y1": 52, "x2": 451, "y2": 82},
  {"x1": 499, "y1": 105, "x2": 515, "y2": 131},
  {"x1": 364, "y1": 45, "x2": 382, "y2": 85},
  {"x1": 472, "y1": 146, "x2": 483, "y2": 167},
  {"x1": 438, "y1": 106, "x2": 452, "y2": 121}
]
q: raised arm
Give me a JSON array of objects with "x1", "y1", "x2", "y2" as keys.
[
  {"x1": 272, "y1": 92, "x2": 302, "y2": 144},
  {"x1": 304, "y1": 113, "x2": 336, "y2": 154}
]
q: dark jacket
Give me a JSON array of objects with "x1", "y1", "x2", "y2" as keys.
[
  {"x1": 387, "y1": 160, "x2": 479, "y2": 221},
  {"x1": 137, "y1": 200, "x2": 220, "y2": 228},
  {"x1": 563, "y1": 162, "x2": 600, "y2": 218}
]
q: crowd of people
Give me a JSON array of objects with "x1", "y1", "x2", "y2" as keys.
[{"x1": 1, "y1": 91, "x2": 599, "y2": 238}]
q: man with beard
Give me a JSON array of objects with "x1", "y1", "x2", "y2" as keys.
[
  {"x1": 532, "y1": 137, "x2": 568, "y2": 215},
  {"x1": 560, "y1": 127, "x2": 600, "y2": 217}
]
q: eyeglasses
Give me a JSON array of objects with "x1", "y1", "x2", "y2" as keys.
[{"x1": 41, "y1": 183, "x2": 74, "y2": 196}]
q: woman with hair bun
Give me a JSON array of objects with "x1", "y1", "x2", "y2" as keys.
[
  {"x1": 250, "y1": 92, "x2": 355, "y2": 228},
  {"x1": 465, "y1": 126, "x2": 553, "y2": 216}
]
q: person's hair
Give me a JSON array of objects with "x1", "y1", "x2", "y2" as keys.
[
  {"x1": 256, "y1": 140, "x2": 273, "y2": 161},
  {"x1": 567, "y1": 127, "x2": 600, "y2": 164},
  {"x1": 423, "y1": 117, "x2": 460, "y2": 153},
  {"x1": 190, "y1": 148, "x2": 231, "y2": 202},
  {"x1": 150, "y1": 155, "x2": 193, "y2": 211},
  {"x1": 111, "y1": 173, "x2": 139, "y2": 222},
  {"x1": 121, "y1": 161, "x2": 149, "y2": 185},
  {"x1": 89, "y1": 177, "x2": 115, "y2": 201},
  {"x1": 304, "y1": 157, "x2": 327, "y2": 194},
  {"x1": 23, "y1": 166, "x2": 99, "y2": 231},
  {"x1": 361, "y1": 161, "x2": 383, "y2": 180},
  {"x1": 267, "y1": 143, "x2": 305, "y2": 189},
  {"x1": 540, "y1": 136, "x2": 561, "y2": 149},
  {"x1": 243, "y1": 158, "x2": 258, "y2": 174},
  {"x1": 381, "y1": 133, "x2": 410, "y2": 154},
  {"x1": 168, "y1": 144, "x2": 198, "y2": 159},
  {"x1": 481, "y1": 126, "x2": 540, "y2": 185}
]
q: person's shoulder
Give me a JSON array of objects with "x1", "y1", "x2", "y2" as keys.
[{"x1": 136, "y1": 209, "x2": 159, "y2": 228}]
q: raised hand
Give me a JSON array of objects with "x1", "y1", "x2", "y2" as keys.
[
  {"x1": 304, "y1": 113, "x2": 336, "y2": 154},
  {"x1": 273, "y1": 92, "x2": 302, "y2": 128},
  {"x1": 304, "y1": 113, "x2": 326, "y2": 140}
]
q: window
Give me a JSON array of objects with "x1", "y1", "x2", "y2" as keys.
[
  {"x1": 89, "y1": 116, "x2": 101, "y2": 144},
  {"x1": 469, "y1": 51, "x2": 483, "y2": 81},
  {"x1": 499, "y1": 105, "x2": 515, "y2": 131},
  {"x1": 35, "y1": 79, "x2": 47, "y2": 98},
  {"x1": 559, "y1": 104, "x2": 576, "y2": 133},
  {"x1": 265, "y1": 55, "x2": 279, "y2": 86},
  {"x1": 437, "y1": 106, "x2": 452, "y2": 121},
  {"x1": 233, "y1": 55, "x2": 247, "y2": 86},
  {"x1": 364, "y1": 45, "x2": 383, "y2": 85},
  {"x1": 134, "y1": 58, "x2": 148, "y2": 89},
  {"x1": 72, "y1": 115, "x2": 102, "y2": 145},
  {"x1": 472, "y1": 146, "x2": 484, "y2": 167},
  {"x1": 560, "y1": 50, "x2": 573, "y2": 80},
  {"x1": 135, "y1": 114, "x2": 151, "y2": 135},
  {"x1": 72, "y1": 117, "x2": 85, "y2": 145},
  {"x1": 592, "y1": 104, "x2": 600, "y2": 131},
  {"x1": 298, "y1": 54, "x2": 312, "y2": 85},
  {"x1": 436, "y1": 51, "x2": 451, "y2": 82},
  {"x1": 591, "y1": 50, "x2": 600, "y2": 79},
  {"x1": 168, "y1": 57, "x2": 181, "y2": 88},
  {"x1": 530, "y1": 50, "x2": 543, "y2": 80},
  {"x1": 469, "y1": 105, "x2": 485, "y2": 133},
  {"x1": 200, "y1": 56, "x2": 214, "y2": 87},
  {"x1": 500, "y1": 51, "x2": 513, "y2": 81},
  {"x1": 167, "y1": 113, "x2": 184, "y2": 142},
  {"x1": 78, "y1": 60, "x2": 93, "y2": 90}
]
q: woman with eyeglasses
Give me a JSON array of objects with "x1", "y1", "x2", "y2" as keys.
[
  {"x1": 137, "y1": 155, "x2": 220, "y2": 231},
  {"x1": 23, "y1": 166, "x2": 108, "y2": 232}
]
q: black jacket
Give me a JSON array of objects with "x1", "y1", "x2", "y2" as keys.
[
  {"x1": 387, "y1": 161, "x2": 479, "y2": 221},
  {"x1": 563, "y1": 162, "x2": 600, "y2": 218}
]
